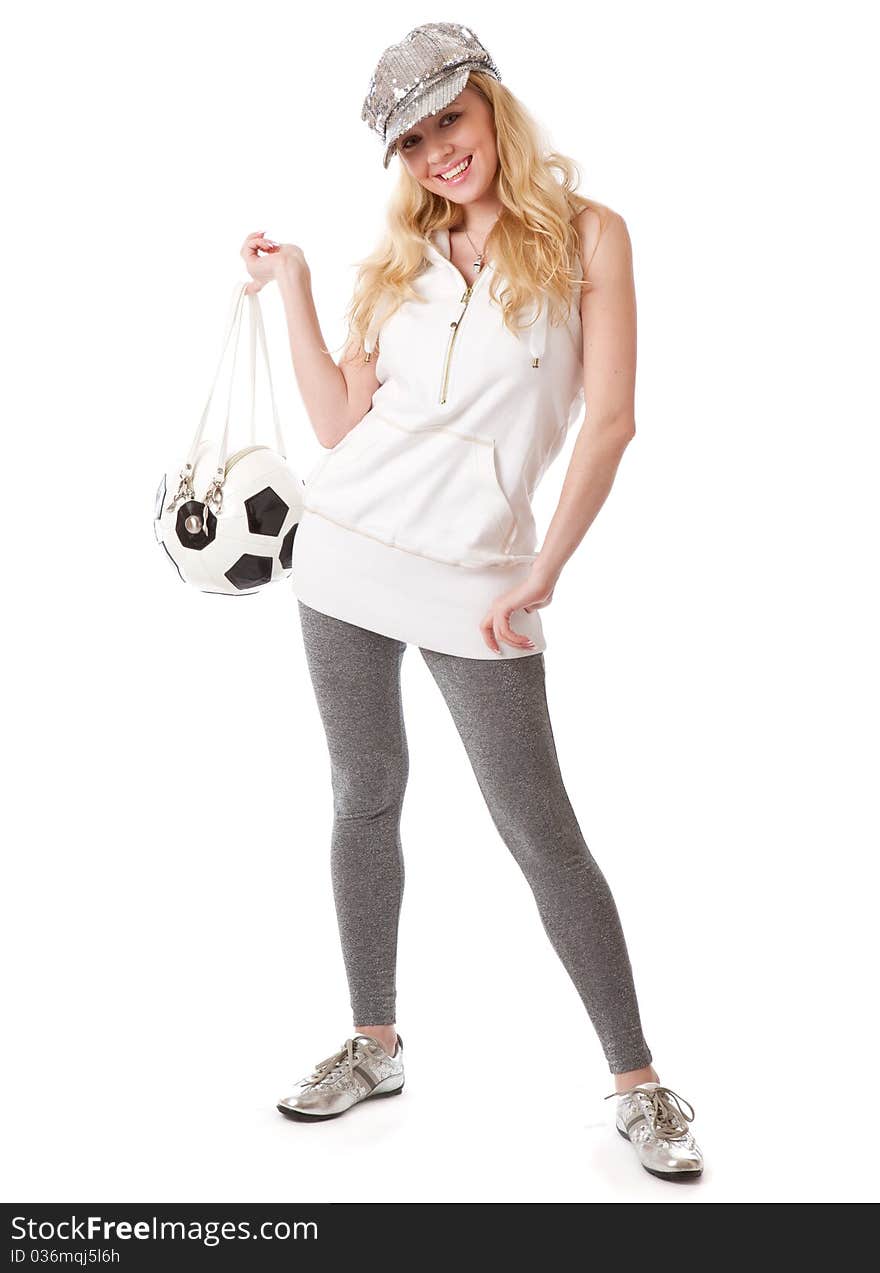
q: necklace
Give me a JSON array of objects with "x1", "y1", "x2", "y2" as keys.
[
  {"x1": 463, "y1": 226, "x2": 487, "y2": 273},
  {"x1": 454, "y1": 216, "x2": 500, "y2": 274}
]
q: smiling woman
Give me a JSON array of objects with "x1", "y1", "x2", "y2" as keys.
[{"x1": 253, "y1": 20, "x2": 703, "y2": 1181}]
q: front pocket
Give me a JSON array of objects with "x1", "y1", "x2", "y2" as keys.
[
  {"x1": 303, "y1": 415, "x2": 380, "y2": 491},
  {"x1": 303, "y1": 415, "x2": 518, "y2": 567}
]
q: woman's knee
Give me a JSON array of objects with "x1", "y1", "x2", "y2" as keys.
[{"x1": 331, "y1": 750, "x2": 409, "y2": 822}]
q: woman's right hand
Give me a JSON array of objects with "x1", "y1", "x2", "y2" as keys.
[{"x1": 240, "y1": 230, "x2": 308, "y2": 294}]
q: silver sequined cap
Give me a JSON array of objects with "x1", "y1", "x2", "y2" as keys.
[{"x1": 361, "y1": 22, "x2": 502, "y2": 169}]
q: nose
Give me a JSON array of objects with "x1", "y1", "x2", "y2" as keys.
[{"x1": 428, "y1": 146, "x2": 454, "y2": 169}]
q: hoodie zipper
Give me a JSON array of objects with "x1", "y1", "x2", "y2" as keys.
[{"x1": 437, "y1": 258, "x2": 490, "y2": 405}]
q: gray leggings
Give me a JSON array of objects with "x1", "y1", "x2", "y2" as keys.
[{"x1": 297, "y1": 600, "x2": 653, "y2": 1075}]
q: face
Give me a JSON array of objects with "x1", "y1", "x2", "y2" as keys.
[{"x1": 396, "y1": 85, "x2": 498, "y2": 201}]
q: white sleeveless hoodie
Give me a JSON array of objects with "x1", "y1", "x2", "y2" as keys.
[{"x1": 290, "y1": 226, "x2": 585, "y2": 658}]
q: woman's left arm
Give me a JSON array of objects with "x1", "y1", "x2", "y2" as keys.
[
  {"x1": 479, "y1": 206, "x2": 637, "y2": 654},
  {"x1": 536, "y1": 206, "x2": 637, "y2": 578}
]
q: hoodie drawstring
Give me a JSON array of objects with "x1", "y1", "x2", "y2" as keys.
[
  {"x1": 527, "y1": 294, "x2": 549, "y2": 368},
  {"x1": 364, "y1": 322, "x2": 379, "y2": 362}
]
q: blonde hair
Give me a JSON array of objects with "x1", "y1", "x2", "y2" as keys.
[{"x1": 339, "y1": 70, "x2": 610, "y2": 363}]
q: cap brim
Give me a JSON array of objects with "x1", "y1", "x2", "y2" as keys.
[{"x1": 383, "y1": 66, "x2": 472, "y2": 169}]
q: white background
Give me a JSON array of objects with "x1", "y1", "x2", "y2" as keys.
[{"x1": 2, "y1": 0, "x2": 877, "y2": 1204}]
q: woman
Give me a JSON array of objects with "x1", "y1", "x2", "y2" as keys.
[{"x1": 242, "y1": 22, "x2": 703, "y2": 1182}]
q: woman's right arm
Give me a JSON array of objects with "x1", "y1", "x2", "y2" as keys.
[{"x1": 240, "y1": 231, "x2": 380, "y2": 450}]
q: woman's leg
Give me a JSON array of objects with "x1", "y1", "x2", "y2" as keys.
[
  {"x1": 298, "y1": 600, "x2": 408, "y2": 1041},
  {"x1": 418, "y1": 646, "x2": 652, "y2": 1075}
]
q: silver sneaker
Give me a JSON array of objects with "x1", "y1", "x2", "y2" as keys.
[
  {"x1": 277, "y1": 1032, "x2": 405, "y2": 1121},
  {"x1": 607, "y1": 1081, "x2": 703, "y2": 1180}
]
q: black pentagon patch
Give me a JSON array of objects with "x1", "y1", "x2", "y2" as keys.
[
  {"x1": 245, "y1": 486, "x2": 289, "y2": 537},
  {"x1": 154, "y1": 473, "x2": 167, "y2": 521},
  {"x1": 225, "y1": 553, "x2": 273, "y2": 590},
  {"x1": 175, "y1": 500, "x2": 217, "y2": 550},
  {"x1": 279, "y1": 521, "x2": 298, "y2": 570}
]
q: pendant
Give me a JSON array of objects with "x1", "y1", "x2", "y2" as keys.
[{"x1": 473, "y1": 255, "x2": 483, "y2": 273}]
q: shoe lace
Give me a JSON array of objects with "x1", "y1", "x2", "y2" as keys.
[
  {"x1": 301, "y1": 1034, "x2": 375, "y2": 1090},
  {"x1": 604, "y1": 1084, "x2": 696, "y2": 1141}
]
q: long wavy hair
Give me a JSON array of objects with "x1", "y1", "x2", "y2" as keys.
[{"x1": 339, "y1": 69, "x2": 610, "y2": 364}]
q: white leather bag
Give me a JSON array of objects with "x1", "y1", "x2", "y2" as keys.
[{"x1": 154, "y1": 281, "x2": 304, "y2": 594}]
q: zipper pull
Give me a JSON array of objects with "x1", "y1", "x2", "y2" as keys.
[
  {"x1": 202, "y1": 469, "x2": 225, "y2": 529},
  {"x1": 461, "y1": 286, "x2": 473, "y2": 303},
  {"x1": 166, "y1": 463, "x2": 195, "y2": 515}
]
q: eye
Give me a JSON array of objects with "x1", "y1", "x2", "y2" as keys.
[{"x1": 400, "y1": 112, "x2": 461, "y2": 151}]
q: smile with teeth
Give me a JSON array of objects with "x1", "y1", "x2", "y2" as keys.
[{"x1": 437, "y1": 155, "x2": 473, "y2": 182}]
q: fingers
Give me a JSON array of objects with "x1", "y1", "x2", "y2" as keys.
[
  {"x1": 496, "y1": 610, "x2": 535, "y2": 651},
  {"x1": 240, "y1": 231, "x2": 280, "y2": 256},
  {"x1": 479, "y1": 613, "x2": 501, "y2": 655},
  {"x1": 479, "y1": 608, "x2": 535, "y2": 655}
]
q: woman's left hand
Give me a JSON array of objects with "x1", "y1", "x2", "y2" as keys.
[{"x1": 479, "y1": 571, "x2": 557, "y2": 655}]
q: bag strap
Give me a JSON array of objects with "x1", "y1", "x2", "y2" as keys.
[
  {"x1": 183, "y1": 281, "x2": 248, "y2": 468},
  {"x1": 183, "y1": 281, "x2": 288, "y2": 468},
  {"x1": 246, "y1": 291, "x2": 286, "y2": 460}
]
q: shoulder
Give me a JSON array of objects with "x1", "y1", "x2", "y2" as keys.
[{"x1": 572, "y1": 202, "x2": 633, "y2": 281}]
